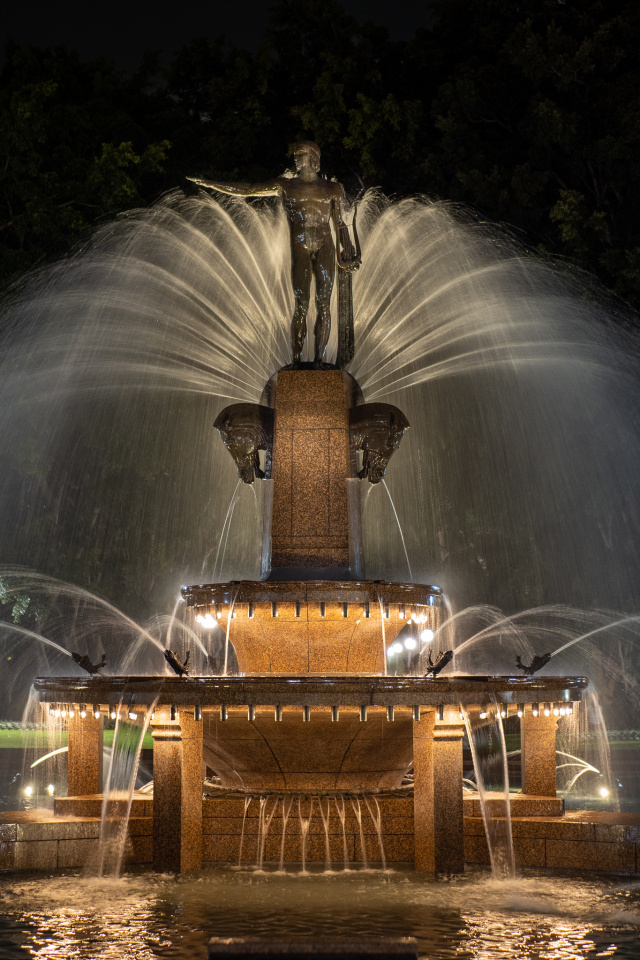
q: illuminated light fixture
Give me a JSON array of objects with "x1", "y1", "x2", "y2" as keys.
[
  {"x1": 216, "y1": 610, "x2": 222, "y2": 620},
  {"x1": 437, "y1": 704, "x2": 444, "y2": 721},
  {"x1": 150, "y1": 710, "x2": 155, "y2": 721},
  {"x1": 566, "y1": 703, "x2": 574, "y2": 715},
  {"x1": 197, "y1": 613, "x2": 217, "y2": 629},
  {"x1": 194, "y1": 705, "x2": 202, "y2": 721},
  {"x1": 479, "y1": 705, "x2": 488, "y2": 720},
  {"x1": 195, "y1": 614, "x2": 204, "y2": 624},
  {"x1": 427, "y1": 595, "x2": 435, "y2": 606},
  {"x1": 25, "y1": 785, "x2": 33, "y2": 797},
  {"x1": 93, "y1": 705, "x2": 100, "y2": 719},
  {"x1": 559, "y1": 706, "x2": 566, "y2": 716},
  {"x1": 79, "y1": 704, "x2": 87, "y2": 719},
  {"x1": 399, "y1": 605, "x2": 406, "y2": 619},
  {"x1": 49, "y1": 704, "x2": 56, "y2": 717},
  {"x1": 232, "y1": 611, "x2": 237, "y2": 618},
  {"x1": 404, "y1": 637, "x2": 417, "y2": 651},
  {"x1": 360, "y1": 706, "x2": 368, "y2": 722},
  {"x1": 110, "y1": 707, "x2": 117, "y2": 720},
  {"x1": 331, "y1": 706, "x2": 339, "y2": 722},
  {"x1": 517, "y1": 704, "x2": 524, "y2": 718},
  {"x1": 54, "y1": 706, "x2": 61, "y2": 718},
  {"x1": 47, "y1": 784, "x2": 55, "y2": 796},
  {"x1": 68, "y1": 707, "x2": 75, "y2": 719},
  {"x1": 500, "y1": 706, "x2": 507, "y2": 719},
  {"x1": 60, "y1": 707, "x2": 67, "y2": 719},
  {"x1": 544, "y1": 703, "x2": 551, "y2": 717},
  {"x1": 420, "y1": 629, "x2": 434, "y2": 644},
  {"x1": 302, "y1": 706, "x2": 311, "y2": 723},
  {"x1": 274, "y1": 705, "x2": 283, "y2": 722},
  {"x1": 128, "y1": 709, "x2": 138, "y2": 721},
  {"x1": 219, "y1": 705, "x2": 227, "y2": 722},
  {"x1": 390, "y1": 642, "x2": 403, "y2": 656},
  {"x1": 458, "y1": 710, "x2": 465, "y2": 721},
  {"x1": 412, "y1": 706, "x2": 421, "y2": 722},
  {"x1": 599, "y1": 786, "x2": 609, "y2": 798},
  {"x1": 247, "y1": 705, "x2": 256, "y2": 722},
  {"x1": 386, "y1": 705, "x2": 395, "y2": 722}
]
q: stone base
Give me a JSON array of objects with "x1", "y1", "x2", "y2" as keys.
[{"x1": 2, "y1": 794, "x2": 639, "y2": 874}]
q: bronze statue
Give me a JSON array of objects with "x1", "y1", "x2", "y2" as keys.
[
  {"x1": 188, "y1": 142, "x2": 360, "y2": 366},
  {"x1": 213, "y1": 402, "x2": 273, "y2": 484},
  {"x1": 516, "y1": 652, "x2": 552, "y2": 676},
  {"x1": 350, "y1": 403, "x2": 410, "y2": 484},
  {"x1": 164, "y1": 649, "x2": 191, "y2": 677},
  {"x1": 425, "y1": 650, "x2": 454, "y2": 678},
  {"x1": 71, "y1": 652, "x2": 107, "y2": 676}
]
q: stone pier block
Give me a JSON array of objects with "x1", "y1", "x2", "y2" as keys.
[
  {"x1": 521, "y1": 706, "x2": 558, "y2": 797},
  {"x1": 413, "y1": 710, "x2": 465, "y2": 874},
  {"x1": 67, "y1": 713, "x2": 103, "y2": 796},
  {"x1": 151, "y1": 708, "x2": 203, "y2": 873}
]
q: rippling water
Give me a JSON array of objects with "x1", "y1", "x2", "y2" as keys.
[{"x1": 1, "y1": 867, "x2": 639, "y2": 959}]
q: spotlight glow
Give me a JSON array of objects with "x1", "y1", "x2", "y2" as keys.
[{"x1": 420, "y1": 628, "x2": 434, "y2": 643}]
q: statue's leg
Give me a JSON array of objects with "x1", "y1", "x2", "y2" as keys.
[
  {"x1": 313, "y1": 243, "x2": 336, "y2": 363},
  {"x1": 290, "y1": 244, "x2": 311, "y2": 363}
]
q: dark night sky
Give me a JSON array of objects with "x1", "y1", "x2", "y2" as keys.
[{"x1": 1, "y1": 0, "x2": 434, "y2": 72}]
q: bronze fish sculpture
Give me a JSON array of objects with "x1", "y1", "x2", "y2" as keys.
[
  {"x1": 425, "y1": 649, "x2": 453, "y2": 678},
  {"x1": 164, "y1": 649, "x2": 190, "y2": 677},
  {"x1": 516, "y1": 652, "x2": 551, "y2": 676},
  {"x1": 71, "y1": 652, "x2": 107, "y2": 676}
]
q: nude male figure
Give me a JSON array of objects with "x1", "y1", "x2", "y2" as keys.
[{"x1": 188, "y1": 142, "x2": 356, "y2": 364}]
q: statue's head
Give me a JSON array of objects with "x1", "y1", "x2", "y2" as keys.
[{"x1": 293, "y1": 141, "x2": 321, "y2": 173}]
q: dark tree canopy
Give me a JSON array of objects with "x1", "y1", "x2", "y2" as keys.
[{"x1": 1, "y1": 0, "x2": 640, "y2": 313}]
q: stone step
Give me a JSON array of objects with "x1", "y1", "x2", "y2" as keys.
[{"x1": 462, "y1": 793, "x2": 564, "y2": 818}]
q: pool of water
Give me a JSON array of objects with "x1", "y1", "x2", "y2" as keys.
[{"x1": 1, "y1": 867, "x2": 639, "y2": 959}]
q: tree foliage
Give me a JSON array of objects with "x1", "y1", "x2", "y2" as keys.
[{"x1": 1, "y1": 0, "x2": 639, "y2": 308}]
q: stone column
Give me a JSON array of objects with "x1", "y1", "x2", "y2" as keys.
[
  {"x1": 270, "y1": 370, "x2": 361, "y2": 578},
  {"x1": 413, "y1": 709, "x2": 465, "y2": 874},
  {"x1": 67, "y1": 713, "x2": 103, "y2": 796},
  {"x1": 151, "y1": 708, "x2": 203, "y2": 873},
  {"x1": 521, "y1": 705, "x2": 558, "y2": 797}
]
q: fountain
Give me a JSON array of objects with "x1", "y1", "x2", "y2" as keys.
[{"x1": 0, "y1": 143, "x2": 639, "y2": 892}]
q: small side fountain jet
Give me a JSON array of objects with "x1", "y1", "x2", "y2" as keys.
[
  {"x1": 71, "y1": 652, "x2": 107, "y2": 676},
  {"x1": 164, "y1": 649, "x2": 190, "y2": 677},
  {"x1": 425, "y1": 650, "x2": 453, "y2": 678},
  {"x1": 516, "y1": 652, "x2": 551, "y2": 676}
]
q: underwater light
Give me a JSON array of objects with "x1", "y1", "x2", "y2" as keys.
[
  {"x1": 47, "y1": 784, "x2": 54, "y2": 795},
  {"x1": 109, "y1": 707, "x2": 117, "y2": 720},
  {"x1": 404, "y1": 636, "x2": 417, "y2": 650},
  {"x1": 600, "y1": 787, "x2": 609, "y2": 797},
  {"x1": 544, "y1": 703, "x2": 551, "y2": 717},
  {"x1": 128, "y1": 709, "x2": 138, "y2": 721},
  {"x1": 500, "y1": 706, "x2": 507, "y2": 718},
  {"x1": 197, "y1": 613, "x2": 217, "y2": 628},
  {"x1": 93, "y1": 705, "x2": 100, "y2": 719},
  {"x1": 532, "y1": 703, "x2": 540, "y2": 716},
  {"x1": 24, "y1": 785, "x2": 33, "y2": 797},
  {"x1": 79, "y1": 704, "x2": 87, "y2": 718},
  {"x1": 479, "y1": 705, "x2": 488, "y2": 719},
  {"x1": 517, "y1": 704, "x2": 524, "y2": 718},
  {"x1": 388, "y1": 641, "x2": 403, "y2": 656},
  {"x1": 420, "y1": 628, "x2": 434, "y2": 643}
]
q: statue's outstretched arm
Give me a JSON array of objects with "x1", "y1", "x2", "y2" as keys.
[
  {"x1": 187, "y1": 176, "x2": 281, "y2": 198},
  {"x1": 333, "y1": 188, "x2": 360, "y2": 269}
]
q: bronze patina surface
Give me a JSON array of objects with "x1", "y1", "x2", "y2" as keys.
[{"x1": 188, "y1": 142, "x2": 359, "y2": 365}]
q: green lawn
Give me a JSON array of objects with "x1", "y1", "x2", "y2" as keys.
[{"x1": 0, "y1": 726, "x2": 153, "y2": 749}]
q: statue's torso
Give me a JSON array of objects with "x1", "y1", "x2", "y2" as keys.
[{"x1": 279, "y1": 176, "x2": 340, "y2": 253}]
